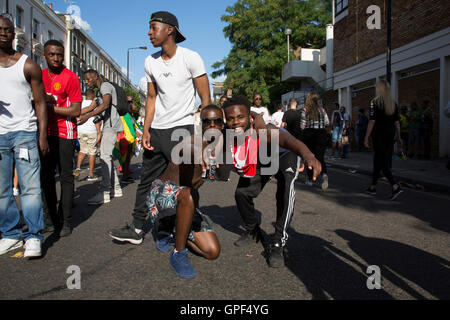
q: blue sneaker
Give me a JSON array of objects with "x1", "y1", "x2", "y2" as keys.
[
  {"x1": 156, "y1": 235, "x2": 175, "y2": 252},
  {"x1": 170, "y1": 249, "x2": 197, "y2": 279}
]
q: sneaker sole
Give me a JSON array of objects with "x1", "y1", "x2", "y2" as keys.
[
  {"x1": 0, "y1": 242, "x2": 23, "y2": 255},
  {"x1": 88, "y1": 199, "x2": 111, "y2": 206},
  {"x1": 109, "y1": 234, "x2": 143, "y2": 245},
  {"x1": 170, "y1": 263, "x2": 197, "y2": 279},
  {"x1": 391, "y1": 190, "x2": 404, "y2": 201},
  {"x1": 24, "y1": 252, "x2": 42, "y2": 259}
]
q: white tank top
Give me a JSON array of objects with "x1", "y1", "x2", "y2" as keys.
[{"x1": 0, "y1": 54, "x2": 38, "y2": 134}]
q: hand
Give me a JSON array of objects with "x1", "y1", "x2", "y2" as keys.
[
  {"x1": 143, "y1": 129, "x2": 154, "y2": 151},
  {"x1": 77, "y1": 115, "x2": 88, "y2": 126},
  {"x1": 364, "y1": 137, "x2": 370, "y2": 149},
  {"x1": 96, "y1": 134, "x2": 102, "y2": 146},
  {"x1": 299, "y1": 153, "x2": 322, "y2": 181},
  {"x1": 39, "y1": 136, "x2": 50, "y2": 157}
]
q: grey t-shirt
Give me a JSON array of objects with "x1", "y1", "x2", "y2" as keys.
[{"x1": 99, "y1": 82, "x2": 123, "y2": 132}]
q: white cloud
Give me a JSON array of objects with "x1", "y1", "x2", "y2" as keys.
[
  {"x1": 66, "y1": 5, "x2": 91, "y2": 32},
  {"x1": 139, "y1": 77, "x2": 147, "y2": 91}
]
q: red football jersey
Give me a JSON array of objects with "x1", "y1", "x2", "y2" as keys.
[
  {"x1": 42, "y1": 67, "x2": 82, "y2": 139},
  {"x1": 232, "y1": 135, "x2": 260, "y2": 178}
]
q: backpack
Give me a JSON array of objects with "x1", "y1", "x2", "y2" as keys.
[{"x1": 108, "y1": 82, "x2": 130, "y2": 116}]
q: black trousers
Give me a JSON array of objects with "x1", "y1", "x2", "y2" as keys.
[
  {"x1": 234, "y1": 152, "x2": 301, "y2": 247},
  {"x1": 301, "y1": 128, "x2": 328, "y2": 179},
  {"x1": 41, "y1": 136, "x2": 76, "y2": 228},
  {"x1": 372, "y1": 134, "x2": 397, "y2": 186},
  {"x1": 132, "y1": 125, "x2": 194, "y2": 230}
]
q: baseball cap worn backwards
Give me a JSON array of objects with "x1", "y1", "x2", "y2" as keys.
[{"x1": 150, "y1": 11, "x2": 186, "y2": 43}]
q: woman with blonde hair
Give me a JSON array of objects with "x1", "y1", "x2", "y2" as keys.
[
  {"x1": 365, "y1": 80, "x2": 404, "y2": 200},
  {"x1": 300, "y1": 93, "x2": 330, "y2": 190}
]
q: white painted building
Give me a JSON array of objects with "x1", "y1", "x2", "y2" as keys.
[
  {"x1": 1, "y1": 0, "x2": 66, "y2": 69},
  {"x1": 281, "y1": 24, "x2": 334, "y2": 110}
]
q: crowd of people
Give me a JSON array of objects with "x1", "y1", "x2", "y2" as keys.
[{"x1": 0, "y1": 10, "x2": 415, "y2": 280}]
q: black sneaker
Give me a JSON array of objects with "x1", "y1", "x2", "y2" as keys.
[
  {"x1": 234, "y1": 227, "x2": 262, "y2": 247},
  {"x1": 108, "y1": 223, "x2": 143, "y2": 245},
  {"x1": 366, "y1": 187, "x2": 377, "y2": 196},
  {"x1": 267, "y1": 243, "x2": 285, "y2": 268},
  {"x1": 59, "y1": 225, "x2": 72, "y2": 238},
  {"x1": 390, "y1": 187, "x2": 404, "y2": 201}
]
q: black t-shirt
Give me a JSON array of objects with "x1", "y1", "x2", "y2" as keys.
[
  {"x1": 282, "y1": 109, "x2": 302, "y2": 139},
  {"x1": 370, "y1": 101, "x2": 399, "y2": 137}
]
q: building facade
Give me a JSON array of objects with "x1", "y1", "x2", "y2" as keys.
[
  {"x1": 1, "y1": 0, "x2": 66, "y2": 68},
  {"x1": 1, "y1": 0, "x2": 145, "y2": 104},
  {"x1": 333, "y1": 0, "x2": 450, "y2": 158}
]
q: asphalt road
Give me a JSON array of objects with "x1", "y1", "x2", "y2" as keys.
[{"x1": 1, "y1": 157, "x2": 449, "y2": 300}]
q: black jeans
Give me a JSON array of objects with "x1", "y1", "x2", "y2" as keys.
[
  {"x1": 41, "y1": 136, "x2": 76, "y2": 228},
  {"x1": 132, "y1": 125, "x2": 194, "y2": 230},
  {"x1": 301, "y1": 128, "x2": 328, "y2": 179},
  {"x1": 234, "y1": 152, "x2": 301, "y2": 247},
  {"x1": 372, "y1": 134, "x2": 397, "y2": 186}
]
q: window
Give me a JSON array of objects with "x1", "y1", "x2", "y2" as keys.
[
  {"x1": 88, "y1": 51, "x2": 92, "y2": 66},
  {"x1": 335, "y1": 0, "x2": 348, "y2": 16},
  {"x1": 16, "y1": 6, "x2": 23, "y2": 29},
  {"x1": 95, "y1": 56, "x2": 98, "y2": 70},
  {"x1": 100, "y1": 60, "x2": 104, "y2": 75},
  {"x1": 73, "y1": 35, "x2": 78, "y2": 54},
  {"x1": 33, "y1": 19, "x2": 40, "y2": 41},
  {"x1": 80, "y1": 43, "x2": 85, "y2": 60},
  {"x1": 48, "y1": 30, "x2": 54, "y2": 40}
]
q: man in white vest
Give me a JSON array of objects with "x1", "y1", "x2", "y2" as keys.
[{"x1": 0, "y1": 14, "x2": 49, "y2": 258}]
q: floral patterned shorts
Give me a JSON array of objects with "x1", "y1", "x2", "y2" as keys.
[{"x1": 146, "y1": 179, "x2": 213, "y2": 242}]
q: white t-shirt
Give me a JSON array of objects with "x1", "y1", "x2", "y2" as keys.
[
  {"x1": 251, "y1": 106, "x2": 271, "y2": 124},
  {"x1": 78, "y1": 100, "x2": 98, "y2": 134},
  {"x1": 145, "y1": 46, "x2": 206, "y2": 129},
  {"x1": 271, "y1": 111, "x2": 284, "y2": 128}
]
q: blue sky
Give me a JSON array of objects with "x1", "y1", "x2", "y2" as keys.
[{"x1": 52, "y1": 0, "x2": 235, "y2": 89}]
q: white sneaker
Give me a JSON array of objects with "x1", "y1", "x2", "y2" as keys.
[
  {"x1": 24, "y1": 239, "x2": 41, "y2": 258},
  {"x1": 88, "y1": 192, "x2": 110, "y2": 205},
  {"x1": 0, "y1": 238, "x2": 23, "y2": 256},
  {"x1": 13, "y1": 188, "x2": 20, "y2": 196},
  {"x1": 112, "y1": 188, "x2": 123, "y2": 198}
]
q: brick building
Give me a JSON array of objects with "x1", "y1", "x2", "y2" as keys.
[{"x1": 333, "y1": 0, "x2": 450, "y2": 158}]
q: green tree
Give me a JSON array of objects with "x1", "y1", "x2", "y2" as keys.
[
  {"x1": 124, "y1": 87, "x2": 142, "y2": 110},
  {"x1": 212, "y1": 0, "x2": 331, "y2": 109}
]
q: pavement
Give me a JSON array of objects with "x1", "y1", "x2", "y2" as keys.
[
  {"x1": 326, "y1": 152, "x2": 450, "y2": 193},
  {"x1": 0, "y1": 155, "x2": 449, "y2": 301}
]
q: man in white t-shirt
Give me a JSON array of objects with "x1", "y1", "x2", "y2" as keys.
[
  {"x1": 75, "y1": 89, "x2": 101, "y2": 181},
  {"x1": 251, "y1": 93, "x2": 271, "y2": 124},
  {"x1": 108, "y1": 11, "x2": 211, "y2": 279},
  {"x1": 271, "y1": 105, "x2": 285, "y2": 128}
]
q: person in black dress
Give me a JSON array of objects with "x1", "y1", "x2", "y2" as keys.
[{"x1": 364, "y1": 80, "x2": 404, "y2": 200}]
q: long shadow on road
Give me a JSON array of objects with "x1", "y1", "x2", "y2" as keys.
[
  {"x1": 284, "y1": 228, "x2": 395, "y2": 300},
  {"x1": 295, "y1": 171, "x2": 450, "y2": 234},
  {"x1": 336, "y1": 229, "x2": 450, "y2": 300}
]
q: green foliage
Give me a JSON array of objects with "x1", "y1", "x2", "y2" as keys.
[
  {"x1": 213, "y1": 0, "x2": 331, "y2": 108},
  {"x1": 123, "y1": 87, "x2": 142, "y2": 110}
]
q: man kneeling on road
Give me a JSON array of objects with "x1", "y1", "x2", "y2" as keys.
[
  {"x1": 108, "y1": 105, "x2": 225, "y2": 279},
  {"x1": 223, "y1": 95, "x2": 322, "y2": 268}
]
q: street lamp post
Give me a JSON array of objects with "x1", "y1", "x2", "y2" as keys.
[
  {"x1": 285, "y1": 28, "x2": 292, "y2": 63},
  {"x1": 386, "y1": 0, "x2": 393, "y2": 84},
  {"x1": 127, "y1": 46, "x2": 147, "y2": 85}
]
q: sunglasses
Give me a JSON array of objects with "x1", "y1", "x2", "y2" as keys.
[
  {"x1": 202, "y1": 118, "x2": 223, "y2": 126},
  {"x1": 255, "y1": 97, "x2": 262, "y2": 101}
]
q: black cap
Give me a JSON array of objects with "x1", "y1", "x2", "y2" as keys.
[{"x1": 150, "y1": 11, "x2": 186, "y2": 43}]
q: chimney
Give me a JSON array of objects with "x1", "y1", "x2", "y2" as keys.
[{"x1": 49, "y1": 3, "x2": 53, "y2": 10}]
